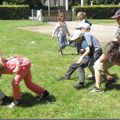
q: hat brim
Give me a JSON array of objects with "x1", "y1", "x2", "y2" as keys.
[
  {"x1": 111, "y1": 15, "x2": 120, "y2": 18},
  {"x1": 70, "y1": 36, "x2": 79, "y2": 41}
]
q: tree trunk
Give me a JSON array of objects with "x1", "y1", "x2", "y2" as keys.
[{"x1": 0, "y1": 0, "x2": 4, "y2": 5}]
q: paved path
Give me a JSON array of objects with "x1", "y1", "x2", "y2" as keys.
[{"x1": 19, "y1": 21, "x2": 118, "y2": 44}]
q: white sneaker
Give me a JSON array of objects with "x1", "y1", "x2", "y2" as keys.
[
  {"x1": 8, "y1": 100, "x2": 21, "y2": 108},
  {"x1": 8, "y1": 102, "x2": 16, "y2": 108},
  {"x1": 89, "y1": 87, "x2": 103, "y2": 93}
]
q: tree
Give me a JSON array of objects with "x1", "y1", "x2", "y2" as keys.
[
  {"x1": 24, "y1": 0, "x2": 44, "y2": 9},
  {"x1": 5, "y1": 0, "x2": 44, "y2": 9},
  {"x1": 0, "y1": 0, "x2": 4, "y2": 4}
]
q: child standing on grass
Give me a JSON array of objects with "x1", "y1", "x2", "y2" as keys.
[
  {"x1": 0, "y1": 53, "x2": 49, "y2": 107},
  {"x1": 76, "y1": 11, "x2": 92, "y2": 54},
  {"x1": 52, "y1": 12, "x2": 70, "y2": 55}
]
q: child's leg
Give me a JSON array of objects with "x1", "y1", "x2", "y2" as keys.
[
  {"x1": 12, "y1": 65, "x2": 31, "y2": 100},
  {"x1": 94, "y1": 69, "x2": 102, "y2": 89},
  {"x1": 64, "y1": 63, "x2": 79, "y2": 79},
  {"x1": 58, "y1": 37, "x2": 63, "y2": 55},
  {"x1": 58, "y1": 37, "x2": 63, "y2": 49},
  {"x1": 63, "y1": 36, "x2": 68, "y2": 47},
  {"x1": 74, "y1": 56, "x2": 90, "y2": 89},
  {"x1": 12, "y1": 75, "x2": 23, "y2": 100},
  {"x1": 23, "y1": 70, "x2": 45, "y2": 95}
]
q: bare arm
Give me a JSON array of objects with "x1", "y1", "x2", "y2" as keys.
[
  {"x1": 76, "y1": 47, "x2": 90, "y2": 64},
  {"x1": 52, "y1": 23, "x2": 59, "y2": 38}
]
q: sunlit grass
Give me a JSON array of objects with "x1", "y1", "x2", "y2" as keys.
[{"x1": 0, "y1": 20, "x2": 120, "y2": 119}]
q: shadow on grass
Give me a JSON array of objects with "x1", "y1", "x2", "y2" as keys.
[
  {"x1": 63, "y1": 53, "x2": 78, "y2": 56},
  {"x1": 20, "y1": 92, "x2": 56, "y2": 108},
  {"x1": 102, "y1": 74, "x2": 120, "y2": 91}
]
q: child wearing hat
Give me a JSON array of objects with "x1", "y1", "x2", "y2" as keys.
[
  {"x1": 0, "y1": 52, "x2": 50, "y2": 107},
  {"x1": 52, "y1": 12, "x2": 70, "y2": 55},
  {"x1": 59, "y1": 23, "x2": 102, "y2": 89}
]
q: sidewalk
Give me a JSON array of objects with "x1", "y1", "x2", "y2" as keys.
[{"x1": 19, "y1": 21, "x2": 118, "y2": 44}]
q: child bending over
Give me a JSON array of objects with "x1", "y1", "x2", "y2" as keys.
[
  {"x1": 91, "y1": 41, "x2": 120, "y2": 92},
  {"x1": 0, "y1": 53, "x2": 50, "y2": 107}
]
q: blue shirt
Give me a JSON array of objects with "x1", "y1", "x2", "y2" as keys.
[
  {"x1": 84, "y1": 32, "x2": 101, "y2": 52},
  {"x1": 80, "y1": 40, "x2": 89, "y2": 49}
]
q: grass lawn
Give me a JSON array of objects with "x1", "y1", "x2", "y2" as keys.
[
  {"x1": 89, "y1": 19, "x2": 117, "y2": 25},
  {"x1": 0, "y1": 20, "x2": 120, "y2": 119}
]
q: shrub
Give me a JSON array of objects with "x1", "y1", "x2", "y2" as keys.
[
  {"x1": 0, "y1": 5, "x2": 30, "y2": 20},
  {"x1": 72, "y1": 5, "x2": 120, "y2": 19}
]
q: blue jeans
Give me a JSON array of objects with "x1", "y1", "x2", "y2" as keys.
[{"x1": 58, "y1": 36, "x2": 68, "y2": 49}]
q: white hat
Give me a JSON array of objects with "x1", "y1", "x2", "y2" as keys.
[
  {"x1": 82, "y1": 23, "x2": 90, "y2": 28},
  {"x1": 70, "y1": 30, "x2": 84, "y2": 41},
  {"x1": 77, "y1": 23, "x2": 90, "y2": 29}
]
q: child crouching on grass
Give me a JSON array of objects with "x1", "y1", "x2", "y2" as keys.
[
  {"x1": 52, "y1": 12, "x2": 70, "y2": 55},
  {"x1": 0, "y1": 53, "x2": 50, "y2": 107},
  {"x1": 90, "y1": 41, "x2": 120, "y2": 93}
]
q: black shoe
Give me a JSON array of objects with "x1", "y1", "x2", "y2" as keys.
[
  {"x1": 1, "y1": 96, "x2": 13, "y2": 105},
  {"x1": 105, "y1": 78, "x2": 116, "y2": 89},
  {"x1": 74, "y1": 82, "x2": 84, "y2": 89},
  {"x1": 8, "y1": 99, "x2": 22, "y2": 108},
  {"x1": 36, "y1": 90, "x2": 50, "y2": 101}
]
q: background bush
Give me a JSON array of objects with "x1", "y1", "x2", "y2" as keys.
[
  {"x1": 0, "y1": 5, "x2": 30, "y2": 19},
  {"x1": 72, "y1": 5, "x2": 120, "y2": 19}
]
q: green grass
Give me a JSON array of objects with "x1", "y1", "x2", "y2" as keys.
[
  {"x1": 89, "y1": 19, "x2": 117, "y2": 25},
  {"x1": 0, "y1": 20, "x2": 120, "y2": 119}
]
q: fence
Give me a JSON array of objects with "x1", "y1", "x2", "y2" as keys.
[{"x1": 29, "y1": 9, "x2": 72, "y2": 22}]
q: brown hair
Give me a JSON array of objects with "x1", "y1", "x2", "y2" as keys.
[
  {"x1": 58, "y1": 12, "x2": 65, "y2": 21},
  {"x1": 105, "y1": 41, "x2": 120, "y2": 61}
]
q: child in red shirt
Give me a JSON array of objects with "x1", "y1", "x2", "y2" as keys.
[{"x1": 0, "y1": 53, "x2": 49, "y2": 107}]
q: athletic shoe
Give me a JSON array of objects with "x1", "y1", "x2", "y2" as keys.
[
  {"x1": 8, "y1": 100, "x2": 21, "y2": 108},
  {"x1": 74, "y1": 82, "x2": 84, "y2": 89},
  {"x1": 90, "y1": 87, "x2": 102, "y2": 93},
  {"x1": 36, "y1": 90, "x2": 50, "y2": 101},
  {"x1": 105, "y1": 78, "x2": 116, "y2": 89}
]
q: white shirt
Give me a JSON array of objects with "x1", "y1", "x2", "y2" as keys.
[{"x1": 52, "y1": 22, "x2": 69, "y2": 38}]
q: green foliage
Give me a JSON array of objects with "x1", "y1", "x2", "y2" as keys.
[
  {"x1": 5, "y1": 0, "x2": 44, "y2": 9},
  {"x1": 24, "y1": 0, "x2": 43, "y2": 9},
  {"x1": 94, "y1": 0, "x2": 120, "y2": 5},
  {"x1": 4, "y1": 0, "x2": 25, "y2": 4},
  {"x1": 0, "y1": 5, "x2": 30, "y2": 19},
  {"x1": 73, "y1": 5, "x2": 120, "y2": 19}
]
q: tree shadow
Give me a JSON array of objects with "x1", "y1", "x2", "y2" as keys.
[{"x1": 19, "y1": 92, "x2": 56, "y2": 108}]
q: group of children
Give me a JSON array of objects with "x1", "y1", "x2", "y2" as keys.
[
  {"x1": 54, "y1": 9, "x2": 120, "y2": 93},
  {"x1": 0, "y1": 9, "x2": 120, "y2": 108}
]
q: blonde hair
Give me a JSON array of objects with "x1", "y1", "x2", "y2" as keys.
[
  {"x1": 58, "y1": 12, "x2": 65, "y2": 21},
  {"x1": 77, "y1": 11, "x2": 86, "y2": 18}
]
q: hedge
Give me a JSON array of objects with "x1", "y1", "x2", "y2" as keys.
[
  {"x1": 72, "y1": 5, "x2": 120, "y2": 19},
  {"x1": 0, "y1": 5, "x2": 30, "y2": 20}
]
